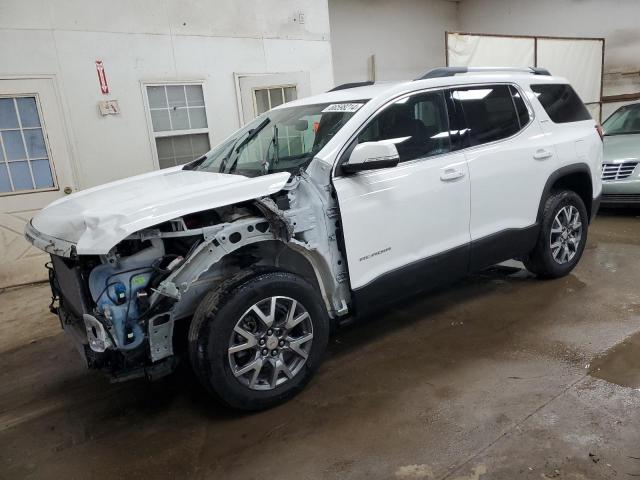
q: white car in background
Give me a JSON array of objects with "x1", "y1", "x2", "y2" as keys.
[{"x1": 25, "y1": 67, "x2": 602, "y2": 410}]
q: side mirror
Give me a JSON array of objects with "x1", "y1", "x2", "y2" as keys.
[{"x1": 342, "y1": 141, "x2": 400, "y2": 174}]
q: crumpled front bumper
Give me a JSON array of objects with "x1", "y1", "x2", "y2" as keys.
[
  {"x1": 47, "y1": 253, "x2": 178, "y2": 382},
  {"x1": 25, "y1": 220, "x2": 77, "y2": 258}
]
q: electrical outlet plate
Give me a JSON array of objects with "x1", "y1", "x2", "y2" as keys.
[{"x1": 98, "y1": 100, "x2": 120, "y2": 116}]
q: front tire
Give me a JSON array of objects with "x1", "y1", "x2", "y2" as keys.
[
  {"x1": 188, "y1": 271, "x2": 329, "y2": 411},
  {"x1": 523, "y1": 190, "x2": 588, "y2": 278}
]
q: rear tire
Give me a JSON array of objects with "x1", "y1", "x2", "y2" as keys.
[
  {"x1": 523, "y1": 190, "x2": 588, "y2": 279},
  {"x1": 188, "y1": 271, "x2": 329, "y2": 411}
]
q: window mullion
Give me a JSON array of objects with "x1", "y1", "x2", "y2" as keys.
[
  {"x1": 0, "y1": 132, "x2": 15, "y2": 192},
  {"x1": 163, "y1": 86, "x2": 173, "y2": 132},
  {"x1": 183, "y1": 85, "x2": 193, "y2": 130},
  {"x1": 14, "y1": 98, "x2": 36, "y2": 189}
]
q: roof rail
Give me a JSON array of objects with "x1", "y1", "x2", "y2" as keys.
[
  {"x1": 328, "y1": 81, "x2": 374, "y2": 92},
  {"x1": 414, "y1": 66, "x2": 551, "y2": 81}
]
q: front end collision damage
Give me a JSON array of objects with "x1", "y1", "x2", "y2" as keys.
[{"x1": 37, "y1": 172, "x2": 350, "y2": 381}]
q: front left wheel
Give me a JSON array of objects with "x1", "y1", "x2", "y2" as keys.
[{"x1": 188, "y1": 271, "x2": 329, "y2": 411}]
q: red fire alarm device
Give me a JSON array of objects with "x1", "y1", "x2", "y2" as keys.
[{"x1": 95, "y1": 60, "x2": 109, "y2": 94}]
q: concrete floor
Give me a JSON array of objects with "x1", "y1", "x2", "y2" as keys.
[{"x1": 1, "y1": 210, "x2": 640, "y2": 479}]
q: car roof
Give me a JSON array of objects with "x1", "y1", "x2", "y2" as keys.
[
  {"x1": 279, "y1": 72, "x2": 570, "y2": 109},
  {"x1": 280, "y1": 82, "x2": 405, "y2": 106}
]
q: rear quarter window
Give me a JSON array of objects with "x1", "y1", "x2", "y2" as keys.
[{"x1": 530, "y1": 84, "x2": 591, "y2": 123}]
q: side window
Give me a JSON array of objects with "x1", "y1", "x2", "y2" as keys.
[
  {"x1": 530, "y1": 84, "x2": 591, "y2": 123},
  {"x1": 451, "y1": 85, "x2": 521, "y2": 146},
  {"x1": 357, "y1": 91, "x2": 451, "y2": 162}
]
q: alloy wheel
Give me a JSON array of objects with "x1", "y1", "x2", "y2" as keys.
[
  {"x1": 549, "y1": 205, "x2": 582, "y2": 265},
  {"x1": 228, "y1": 296, "x2": 313, "y2": 390}
]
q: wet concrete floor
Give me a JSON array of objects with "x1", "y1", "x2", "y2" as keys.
[{"x1": 1, "y1": 209, "x2": 640, "y2": 479}]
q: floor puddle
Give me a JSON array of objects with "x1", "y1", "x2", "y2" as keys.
[{"x1": 589, "y1": 331, "x2": 640, "y2": 388}]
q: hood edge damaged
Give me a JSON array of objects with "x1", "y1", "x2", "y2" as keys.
[{"x1": 26, "y1": 172, "x2": 291, "y2": 256}]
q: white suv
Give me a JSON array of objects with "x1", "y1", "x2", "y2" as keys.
[{"x1": 25, "y1": 67, "x2": 602, "y2": 410}]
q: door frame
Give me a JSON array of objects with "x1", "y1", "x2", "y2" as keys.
[
  {"x1": 0, "y1": 74, "x2": 79, "y2": 287},
  {"x1": 0, "y1": 73, "x2": 79, "y2": 193},
  {"x1": 330, "y1": 86, "x2": 472, "y2": 310}
]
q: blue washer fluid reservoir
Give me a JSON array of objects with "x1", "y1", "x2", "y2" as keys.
[
  {"x1": 88, "y1": 241, "x2": 165, "y2": 350},
  {"x1": 113, "y1": 282, "x2": 127, "y2": 304}
]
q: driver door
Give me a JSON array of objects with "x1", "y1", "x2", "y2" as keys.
[{"x1": 332, "y1": 90, "x2": 471, "y2": 310}]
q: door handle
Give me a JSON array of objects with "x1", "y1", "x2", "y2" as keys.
[
  {"x1": 440, "y1": 167, "x2": 465, "y2": 181},
  {"x1": 533, "y1": 149, "x2": 553, "y2": 160}
]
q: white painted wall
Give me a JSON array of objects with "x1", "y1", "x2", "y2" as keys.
[
  {"x1": 0, "y1": 0, "x2": 334, "y2": 189},
  {"x1": 0, "y1": 0, "x2": 334, "y2": 288},
  {"x1": 458, "y1": 0, "x2": 640, "y2": 115},
  {"x1": 328, "y1": 0, "x2": 459, "y2": 84}
]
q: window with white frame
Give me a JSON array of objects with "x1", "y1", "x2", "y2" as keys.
[
  {"x1": 253, "y1": 86, "x2": 297, "y2": 116},
  {"x1": 0, "y1": 96, "x2": 55, "y2": 194},
  {"x1": 146, "y1": 84, "x2": 211, "y2": 169}
]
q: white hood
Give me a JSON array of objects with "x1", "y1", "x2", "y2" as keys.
[{"x1": 31, "y1": 167, "x2": 290, "y2": 255}]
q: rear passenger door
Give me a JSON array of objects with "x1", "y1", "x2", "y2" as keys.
[{"x1": 450, "y1": 84, "x2": 559, "y2": 270}]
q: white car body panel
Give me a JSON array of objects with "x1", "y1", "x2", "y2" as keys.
[
  {"x1": 465, "y1": 114, "x2": 557, "y2": 239},
  {"x1": 334, "y1": 152, "x2": 470, "y2": 290},
  {"x1": 329, "y1": 76, "x2": 601, "y2": 290},
  {"x1": 30, "y1": 167, "x2": 290, "y2": 255},
  {"x1": 539, "y1": 118, "x2": 603, "y2": 197}
]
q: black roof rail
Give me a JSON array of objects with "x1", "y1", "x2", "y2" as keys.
[
  {"x1": 530, "y1": 67, "x2": 552, "y2": 76},
  {"x1": 328, "y1": 81, "x2": 374, "y2": 92},
  {"x1": 414, "y1": 66, "x2": 551, "y2": 81}
]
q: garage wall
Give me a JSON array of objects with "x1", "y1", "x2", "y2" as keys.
[
  {"x1": 0, "y1": 0, "x2": 334, "y2": 288},
  {"x1": 329, "y1": 0, "x2": 459, "y2": 84},
  {"x1": 458, "y1": 0, "x2": 640, "y2": 119},
  {"x1": 0, "y1": 0, "x2": 334, "y2": 189}
]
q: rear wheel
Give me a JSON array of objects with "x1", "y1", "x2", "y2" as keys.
[
  {"x1": 188, "y1": 271, "x2": 329, "y2": 410},
  {"x1": 523, "y1": 190, "x2": 588, "y2": 278}
]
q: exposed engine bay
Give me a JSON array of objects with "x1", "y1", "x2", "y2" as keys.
[{"x1": 45, "y1": 172, "x2": 350, "y2": 381}]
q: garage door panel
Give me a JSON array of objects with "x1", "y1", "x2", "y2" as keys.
[
  {"x1": 447, "y1": 33, "x2": 535, "y2": 68},
  {"x1": 536, "y1": 38, "x2": 603, "y2": 104}
]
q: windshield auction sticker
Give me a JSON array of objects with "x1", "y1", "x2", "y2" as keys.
[{"x1": 322, "y1": 103, "x2": 364, "y2": 113}]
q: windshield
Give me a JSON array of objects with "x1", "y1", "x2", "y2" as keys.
[
  {"x1": 189, "y1": 101, "x2": 366, "y2": 177},
  {"x1": 602, "y1": 104, "x2": 640, "y2": 136}
]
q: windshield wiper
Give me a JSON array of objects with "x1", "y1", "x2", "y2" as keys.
[
  {"x1": 222, "y1": 117, "x2": 271, "y2": 173},
  {"x1": 182, "y1": 154, "x2": 207, "y2": 170},
  {"x1": 263, "y1": 124, "x2": 279, "y2": 174},
  {"x1": 235, "y1": 118, "x2": 271, "y2": 154}
]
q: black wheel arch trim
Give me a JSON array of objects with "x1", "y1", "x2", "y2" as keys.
[{"x1": 537, "y1": 163, "x2": 594, "y2": 223}]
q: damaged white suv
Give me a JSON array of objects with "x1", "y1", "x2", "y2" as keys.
[{"x1": 25, "y1": 67, "x2": 602, "y2": 410}]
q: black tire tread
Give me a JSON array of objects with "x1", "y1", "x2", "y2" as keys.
[
  {"x1": 188, "y1": 269, "x2": 328, "y2": 410},
  {"x1": 188, "y1": 268, "x2": 263, "y2": 393},
  {"x1": 523, "y1": 190, "x2": 588, "y2": 279}
]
